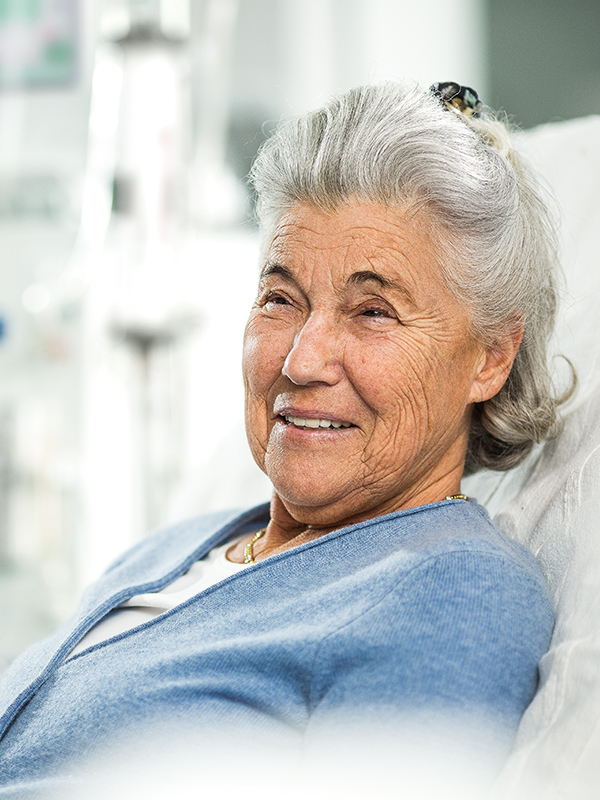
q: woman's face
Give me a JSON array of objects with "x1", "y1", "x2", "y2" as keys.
[{"x1": 243, "y1": 201, "x2": 511, "y2": 528}]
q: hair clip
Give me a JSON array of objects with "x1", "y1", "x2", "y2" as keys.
[{"x1": 430, "y1": 82, "x2": 482, "y2": 118}]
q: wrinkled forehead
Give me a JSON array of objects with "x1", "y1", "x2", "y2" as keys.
[{"x1": 264, "y1": 202, "x2": 439, "y2": 281}]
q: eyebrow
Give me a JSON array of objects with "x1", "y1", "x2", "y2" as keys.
[
  {"x1": 348, "y1": 270, "x2": 418, "y2": 307},
  {"x1": 260, "y1": 262, "x2": 295, "y2": 282},
  {"x1": 260, "y1": 263, "x2": 418, "y2": 308}
]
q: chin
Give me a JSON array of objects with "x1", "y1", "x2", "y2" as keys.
[
  {"x1": 275, "y1": 483, "x2": 375, "y2": 527},
  {"x1": 275, "y1": 486, "x2": 340, "y2": 515},
  {"x1": 267, "y1": 462, "x2": 345, "y2": 509}
]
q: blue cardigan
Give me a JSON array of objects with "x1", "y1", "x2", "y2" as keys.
[{"x1": 0, "y1": 500, "x2": 553, "y2": 793}]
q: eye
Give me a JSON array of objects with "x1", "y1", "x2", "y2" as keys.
[
  {"x1": 256, "y1": 288, "x2": 300, "y2": 317},
  {"x1": 263, "y1": 290, "x2": 293, "y2": 308},
  {"x1": 354, "y1": 300, "x2": 402, "y2": 327},
  {"x1": 362, "y1": 307, "x2": 391, "y2": 318},
  {"x1": 267, "y1": 292, "x2": 290, "y2": 305},
  {"x1": 359, "y1": 302, "x2": 400, "y2": 321}
]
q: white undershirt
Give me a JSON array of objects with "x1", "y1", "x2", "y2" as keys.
[{"x1": 70, "y1": 540, "x2": 248, "y2": 657}]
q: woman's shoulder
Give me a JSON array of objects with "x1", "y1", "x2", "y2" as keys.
[
  {"x1": 340, "y1": 500, "x2": 553, "y2": 625},
  {"x1": 420, "y1": 499, "x2": 543, "y2": 567},
  {"x1": 348, "y1": 499, "x2": 545, "y2": 580},
  {"x1": 313, "y1": 503, "x2": 554, "y2": 698}
]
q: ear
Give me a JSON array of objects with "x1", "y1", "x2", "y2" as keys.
[{"x1": 468, "y1": 322, "x2": 524, "y2": 405}]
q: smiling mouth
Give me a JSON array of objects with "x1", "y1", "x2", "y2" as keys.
[{"x1": 282, "y1": 414, "x2": 353, "y2": 430}]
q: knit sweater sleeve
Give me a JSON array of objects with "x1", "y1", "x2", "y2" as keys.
[{"x1": 304, "y1": 548, "x2": 553, "y2": 783}]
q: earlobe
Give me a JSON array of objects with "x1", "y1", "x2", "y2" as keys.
[{"x1": 468, "y1": 323, "x2": 524, "y2": 405}]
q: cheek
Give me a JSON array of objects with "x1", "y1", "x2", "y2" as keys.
[
  {"x1": 347, "y1": 335, "x2": 433, "y2": 412},
  {"x1": 347, "y1": 334, "x2": 470, "y2": 441},
  {"x1": 242, "y1": 322, "x2": 288, "y2": 397},
  {"x1": 242, "y1": 327, "x2": 272, "y2": 467},
  {"x1": 242, "y1": 318, "x2": 295, "y2": 452}
]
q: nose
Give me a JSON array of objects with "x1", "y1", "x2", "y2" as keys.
[{"x1": 282, "y1": 313, "x2": 343, "y2": 386}]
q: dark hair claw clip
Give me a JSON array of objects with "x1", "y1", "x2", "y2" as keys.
[{"x1": 430, "y1": 82, "x2": 482, "y2": 118}]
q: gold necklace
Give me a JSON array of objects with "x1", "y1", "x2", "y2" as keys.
[
  {"x1": 445, "y1": 494, "x2": 468, "y2": 501},
  {"x1": 244, "y1": 527, "x2": 266, "y2": 564}
]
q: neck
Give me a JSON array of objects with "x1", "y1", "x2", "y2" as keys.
[
  {"x1": 257, "y1": 467, "x2": 465, "y2": 559},
  {"x1": 226, "y1": 456, "x2": 466, "y2": 565}
]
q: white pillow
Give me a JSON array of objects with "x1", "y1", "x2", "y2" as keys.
[{"x1": 463, "y1": 116, "x2": 600, "y2": 799}]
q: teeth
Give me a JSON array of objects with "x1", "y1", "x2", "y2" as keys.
[{"x1": 284, "y1": 415, "x2": 351, "y2": 429}]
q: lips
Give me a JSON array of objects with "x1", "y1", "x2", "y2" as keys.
[{"x1": 283, "y1": 414, "x2": 353, "y2": 430}]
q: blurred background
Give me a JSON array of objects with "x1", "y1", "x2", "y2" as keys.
[{"x1": 0, "y1": 0, "x2": 599, "y2": 669}]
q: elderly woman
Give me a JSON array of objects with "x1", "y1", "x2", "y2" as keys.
[{"x1": 0, "y1": 82, "x2": 562, "y2": 795}]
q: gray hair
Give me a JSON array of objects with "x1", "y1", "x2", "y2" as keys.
[{"x1": 249, "y1": 81, "x2": 573, "y2": 473}]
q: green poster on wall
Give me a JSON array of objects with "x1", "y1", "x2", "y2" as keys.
[{"x1": 0, "y1": 0, "x2": 77, "y2": 88}]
